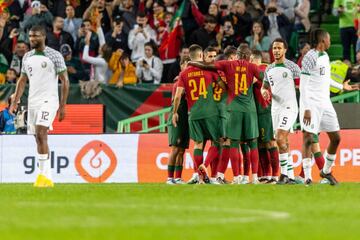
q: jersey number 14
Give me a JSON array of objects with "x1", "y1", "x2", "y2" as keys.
[{"x1": 235, "y1": 73, "x2": 248, "y2": 95}]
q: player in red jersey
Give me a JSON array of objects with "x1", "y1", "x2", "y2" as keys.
[
  {"x1": 189, "y1": 45, "x2": 262, "y2": 184},
  {"x1": 250, "y1": 50, "x2": 280, "y2": 184},
  {"x1": 167, "y1": 57, "x2": 191, "y2": 184},
  {"x1": 172, "y1": 44, "x2": 224, "y2": 183}
]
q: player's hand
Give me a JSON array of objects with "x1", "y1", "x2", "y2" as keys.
[
  {"x1": 261, "y1": 88, "x2": 270, "y2": 101},
  {"x1": 303, "y1": 110, "x2": 311, "y2": 126},
  {"x1": 9, "y1": 102, "x2": 18, "y2": 116},
  {"x1": 172, "y1": 113, "x2": 179, "y2": 128},
  {"x1": 58, "y1": 105, "x2": 66, "y2": 122},
  {"x1": 343, "y1": 79, "x2": 360, "y2": 91}
]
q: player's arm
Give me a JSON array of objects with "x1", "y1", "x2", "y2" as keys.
[
  {"x1": 260, "y1": 69, "x2": 271, "y2": 101},
  {"x1": 58, "y1": 71, "x2": 70, "y2": 122},
  {"x1": 172, "y1": 86, "x2": 184, "y2": 128},
  {"x1": 188, "y1": 61, "x2": 217, "y2": 71},
  {"x1": 10, "y1": 74, "x2": 28, "y2": 115},
  {"x1": 300, "y1": 55, "x2": 315, "y2": 126},
  {"x1": 215, "y1": 74, "x2": 227, "y2": 90},
  {"x1": 331, "y1": 79, "x2": 359, "y2": 92}
]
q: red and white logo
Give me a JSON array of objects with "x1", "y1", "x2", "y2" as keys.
[{"x1": 75, "y1": 140, "x2": 117, "y2": 183}]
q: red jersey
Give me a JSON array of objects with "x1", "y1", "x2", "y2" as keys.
[
  {"x1": 214, "y1": 60, "x2": 261, "y2": 112},
  {"x1": 178, "y1": 66, "x2": 218, "y2": 120}
]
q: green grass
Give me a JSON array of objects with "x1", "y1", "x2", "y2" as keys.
[{"x1": 1, "y1": 183, "x2": 360, "y2": 240}]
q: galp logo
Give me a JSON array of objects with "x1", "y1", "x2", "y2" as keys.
[{"x1": 75, "y1": 140, "x2": 117, "y2": 183}]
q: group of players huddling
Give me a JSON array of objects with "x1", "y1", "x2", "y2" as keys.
[{"x1": 167, "y1": 28, "x2": 359, "y2": 185}]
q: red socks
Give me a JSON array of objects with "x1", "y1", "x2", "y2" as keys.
[
  {"x1": 217, "y1": 146, "x2": 230, "y2": 174},
  {"x1": 193, "y1": 149, "x2": 203, "y2": 170},
  {"x1": 269, "y1": 147, "x2": 280, "y2": 176},
  {"x1": 250, "y1": 148, "x2": 259, "y2": 174},
  {"x1": 230, "y1": 146, "x2": 241, "y2": 176},
  {"x1": 205, "y1": 145, "x2": 219, "y2": 168}
]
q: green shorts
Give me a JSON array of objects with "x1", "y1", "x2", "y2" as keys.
[
  {"x1": 226, "y1": 111, "x2": 259, "y2": 141},
  {"x1": 189, "y1": 115, "x2": 220, "y2": 143},
  {"x1": 258, "y1": 112, "x2": 274, "y2": 143},
  {"x1": 168, "y1": 111, "x2": 189, "y2": 149}
]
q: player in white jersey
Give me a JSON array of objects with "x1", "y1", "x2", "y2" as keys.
[
  {"x1": 300, "y1": 29, "x2": 358, "y2": 185},
  {"x1": 10, "y1": 25, "x2": 69, "y2": 188},
  {"x1": 261, "y1": 38, "x2": 301, "y2": 184}
]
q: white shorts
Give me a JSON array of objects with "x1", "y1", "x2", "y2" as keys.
[
  {"x1": 27, "y1": 105, "x2": 58, "y2": 134},
  {"x1": 300, "y1": 104, "x2": 340, "y2": 134},
  {"x1": 272, "y1": 107, "x2": 298, "y2": 132}
]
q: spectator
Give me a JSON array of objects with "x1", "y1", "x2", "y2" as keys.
[
  {"x1": 333, "y1": 0, "x2": 358, "y2": 62},
  {"x1": 46, "y1": 16, "x2": 74, "y2": 51},
  {"x1": 22, "y1": 1, "x2": 53, "y2": 32},
  {"x1": 108, "y1": 49, "x2": 137, "y2": 87},
  {"x1": 74, "y1": 19, "x2": 99, "y2": 58},
  {"x1": 0, "y1": 8, "x2": 19, "y2": 42},
  {"x1": 60, "y1": 44, "x2": 86, "y2": 84},
  {"x1": 218, "y1": 20, "x2": 238, "y2": 49},
  {"x1": 245, "y1": 21, "x2": 271, "y2": 61},
  {"x1": 82, "y1": 28, "x2": 112, "y2": 83},
  {"x1": 63, "y1": 4, "x2": 83, "y2": 43},
  {"x1": 189, "y1": 15, "x2": 217, "y2": 50},
  {"x1": 83, "y1": 0, "x2": 114, "y2": 34},
  {"x1": 105, "y1": 15, "x2": 130, "y2": 53},
  {"x1": 5, "y1": 68, "x2": 17, "y2": 84},
  {"x1": 296, "y1": 42, "x2": 311, "y2": 67},
  {"x1": 0, "y1": 95, "x2": 16, "y2": 134},
  {"x1": 226, "y1": 0, "x2": 252, "y2": 43},
  {"x1": 167, "y1": 46, "x2": 189, "y2": 82},
  {"x1": 294, "y1": 0, "x2": 311, "y2": 32},
  {"x1": 191, "y1": 1, "x2": 221, "y2": 31},
  {"x1": 136, "y1": 41, "x2": 163, "y2": 84},
  {"x1": 262, "y1": 2, "x2": 291, "y2": 43},
  {"x1": 148, "y1": 1, "x2": 166, "y2": 30},
  {"x1": 0, "y1": 38, "x2": 29, "y2": 76},
  {"x1": 158, "y1": 20, "x2": 183, "y2": 83},
  {"x1": 163, "y1": 0, "x2": 177, "y2": 13},
  {"x1": 128, "y1": 12, "x2": 157, "y2": 63},
  {"x1": 112, "y1": 0, "x2": 138, "y2": 36}
]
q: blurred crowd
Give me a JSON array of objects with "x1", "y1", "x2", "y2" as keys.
[{"x1": 1, "y1": 0, "x2": 359, "y2": 87}]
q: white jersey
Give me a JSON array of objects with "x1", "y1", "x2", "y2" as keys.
[
  {"x1": 300, "y1": 49, "x2": 331, "y2": 108},
  {"x1": 21, "y1": 47, "x2": 67, "y2": 108},
  {"x1": 264, "y1": 59, "x2": 300, "y2": 113}
]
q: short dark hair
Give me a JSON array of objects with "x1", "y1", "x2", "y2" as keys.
[
  {"x1": 83, "y1": 19, "x2": 91, "y2": 24},
  {"x1": 310, "y1": 28, "x2": 328, "y2": 48},
  {"x1": 29, "y1": 25, "x2": 46, "y2": 36},
  {"x1": 204, "y1": 15, "x2": 217, "y2": 24},
  {"x1": 251, "y1": 49, "x2": 262, "y2": 60},
  {"x1": 204, "y1": 46, "x2": 217, "y2": 54},
  {"x1": 215, "y1": 54, "x2": 227, "y2": 61},
  {"x1": 189, "y1": 44, "x2": 203, "y2": 59},
  {"x1": 224, "y1": 46, "x2": 237, "y2": 58},
  {"x1": 271, "y1": 38, "x2": 288, "y2": 49},
  {"x1": 180, "y1": 56, "x2": 191, "y2": 65},
  {"x1": 137, "y1": 11, "x2": 146, "y2": 18},
  {"x1": 237, "y1": 45, "x2": 251, "y2": 60}
]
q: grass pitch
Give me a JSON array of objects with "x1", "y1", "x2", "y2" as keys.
[{"x1": 1, "y1": 183, "x2": 359, "y2": 240}]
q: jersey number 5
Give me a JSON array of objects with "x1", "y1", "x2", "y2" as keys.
[
  {"x1": 189, "y1": 78, "x2": 208, "y2": 101},
  {"x1": 235, "y1": 73, "x2": 248, "y2": 95}
]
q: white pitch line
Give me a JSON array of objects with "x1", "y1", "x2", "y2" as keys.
[{"x1": 11, "y1": 201, "x2": 290, "y2": 226}]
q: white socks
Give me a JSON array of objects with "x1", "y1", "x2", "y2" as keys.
[
  {"x1": 217, "y1": 172, "x2": 225, "y2": 180},
  {"x1": 287, "y1": 153, "x2": 294, "y2": 179},
  {"x1": 279, "y1": 153, "x2": 288, "y2": 175},
  {"x1": 38, "y1": 153, "x2": 51, "y2": 179},
  {"x1": 323, "y1": 151, "x2": 336, "y2": 174},
  {"x1": 302, "y1": 158, "x2": 312, "y2": 180}
]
